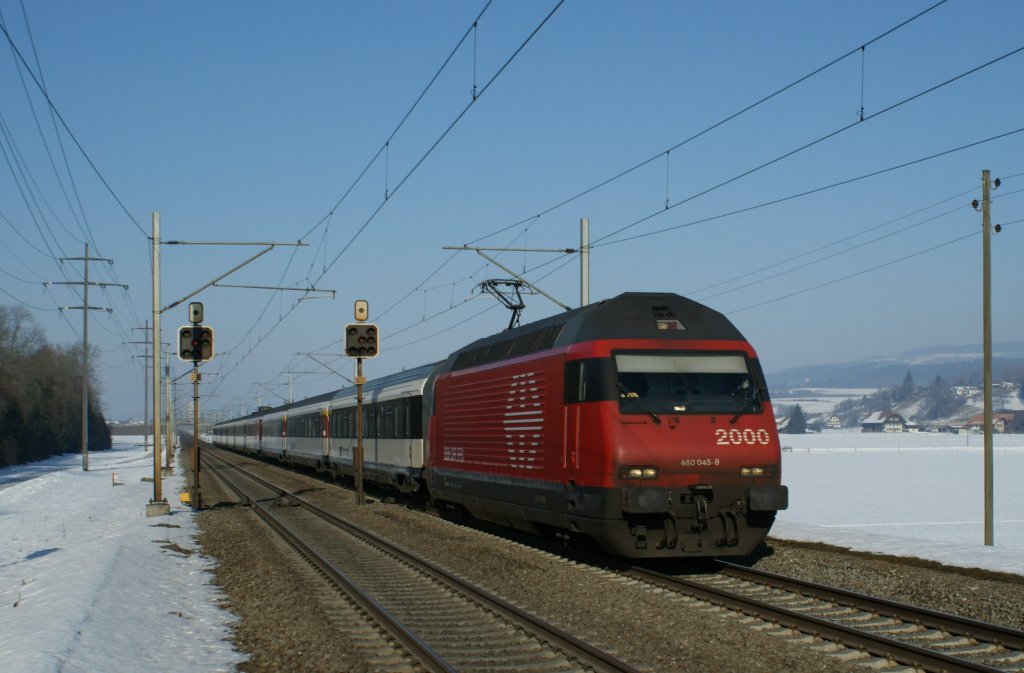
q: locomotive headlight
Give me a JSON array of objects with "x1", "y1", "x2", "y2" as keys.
[
  {"x1": 621, "y1": 466, "x2": 659, "y2": 479},
  {"x1": 740, "y1": 466, "x2": 772, "y2": 477}
]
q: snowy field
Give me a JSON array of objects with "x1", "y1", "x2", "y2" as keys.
[
  {"x1": 772, "y1": 388, "x2": 876, "y2": 415},
  {"x1": 0, "y1": 438, "x2": 245, "y2": 673},
  {"x1": 1, "y1": 433, "x2": 1022, "y2": 673},
  {"x1": 775, "y1": 430, "x2": 1024, "y2": 575}
]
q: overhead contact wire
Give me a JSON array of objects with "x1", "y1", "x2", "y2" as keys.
[{"x1": 465, "y1": 0, "x2": 951, "y2": 246}]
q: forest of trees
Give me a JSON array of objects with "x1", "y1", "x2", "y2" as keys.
[{"x1": 0, "y1": 305, "x2": 111, "y2": 467}]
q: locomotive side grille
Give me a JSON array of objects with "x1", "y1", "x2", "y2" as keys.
[{"x1": 452, "y1": 323, "x2": 564, "y2": 371}]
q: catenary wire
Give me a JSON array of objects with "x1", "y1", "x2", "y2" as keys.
[
  {"x1": 0, "y1": 14, "x2": 145, "y2": 237},
  {"x1": 590, "y1": 47, "x2": 1024, "y2": 248},
  {"x1": 462, "y1": 0, "x2": 951, "y2": 247}
]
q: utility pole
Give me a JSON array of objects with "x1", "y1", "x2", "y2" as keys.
[
  {"x1": 981, "y1": 170, "x2": 995, "y2": 546},
  {"x1": 51, "y1": 244, "x2": 125, "y2": 471},
  {"x1": 130, "y1": 322, "x2": 151, "y2": 451},
  {"x1": 148, "y1": 213, "x2": 170, "y2": 517},
  {"x1": 973, "y1": 170, "x2": 1002, "y2": 546},
  {"x1": 192, "y1": 365, "x2": 202, "y2": 509},
  {"x1": 164, "y1": 343, "x2": 174, "y2": 469},
  {"x1": 580, "y1": 218, "x2": 590, "y2": 307}
]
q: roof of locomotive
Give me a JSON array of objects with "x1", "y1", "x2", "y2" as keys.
[{"x1": 441, "y1": 292, "x2": 747, "y2": 373}]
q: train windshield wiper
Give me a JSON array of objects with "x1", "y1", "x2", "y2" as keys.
[
  {"x1": 617, "y1": 382, "x2": 661, "y2": 424},
  {"x1": 729, "y1": 380, "x2": 759, "y2": 424}
]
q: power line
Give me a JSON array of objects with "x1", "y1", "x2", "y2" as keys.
[
  {"x1": 313, "y1": 0, "x2": 567, "y2": 283},
  {"x1": 0, "y1": 15, "x2": 145, "y2": 237},
  {"x1": 699, "y1": 204, "x2": 965, "y2": 302},
  {"x1": 727, "y1": 230, "x2": 980, "y2": 315},
  {"x1": 298, "y1": 0, "x2": 496, "y2": 244},
  {"x1": 591, "y1": 47, "x2": 1024, "y2": 248},
  {"x1": 462, "y1": 0, "x2": 952, "y2": 248},
  {"x1": 593, "y1": 127, "x2": 1024, "y2": 250},
  {"x1": 211, "y1": 2, "x2": 566, "y2": 403},
  {"x1": 688, "y1": 184, "x2": 979, "y2": 297}
]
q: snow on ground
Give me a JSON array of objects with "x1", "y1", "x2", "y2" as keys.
[
  {"x1": 1, "y1": 432, "x2": 1022, "y2": 673},
  {"x1": 775, "y1": 430, "x2": 1024, "y2": 576},
  {"x1": 0, "y1": 437, "x2": 245, "y2": 673},
  {"x1": 771, "y1": 388, "x2": 875, "y2": 416}
]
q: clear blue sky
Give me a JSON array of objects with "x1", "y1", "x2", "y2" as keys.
[{"x1": 1, "y1": 1, "x2": 1022, "y2": 421}]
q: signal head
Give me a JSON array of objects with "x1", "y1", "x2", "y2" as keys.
[{"x1": 345, "y1": 322, "x2": 379, "y2": 358}]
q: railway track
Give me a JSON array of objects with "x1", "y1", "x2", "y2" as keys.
[
  {"x1": 625, "y1": 562, "x2": 1024, "y2": 673},
  {"x1": 198, "y1": 441, "x2": 1022, "y2": 673},
  {"x1": 202, "y1": 446, "x2": 641, "y2": 673}
]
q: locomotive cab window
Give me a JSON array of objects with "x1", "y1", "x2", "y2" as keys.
[{"x1": 614, "y1": 352, "x2": 763, "y2": 416}]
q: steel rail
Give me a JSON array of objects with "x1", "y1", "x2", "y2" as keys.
[
  {"x1": 627, "y1": 564, "x2": 1020, "y2": 673},
  {"x1": 205, "y1": 447, "x2": 641, "y2": 673},
  {"x1": 717, "y1": 561, "x2": 1024, "y2": 651},
  {"x1": 203, "y1": 453, "x2": 458, "y2": 673},
  {"x1": 287, "y1": 491, "x2": 641, "y2": 673}
]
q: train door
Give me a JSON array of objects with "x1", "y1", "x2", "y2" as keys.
[
  {"x1": 257, "y1": 418, "x2": 263, "y2": 454},
  {"x1": 321, "y1": 409, "x2": 329, "y2": 462},
  {"x1": 565, "y1": 403, "x2": 581, "y2": 474},
  {"x1": 564, "y1": 361, "x2": 586, "y2": 478},
  {"x1": 564, "y1": 357, "x2": 610, "y2": 483}
]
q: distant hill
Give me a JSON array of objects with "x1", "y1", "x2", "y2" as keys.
[{"x1": 767, "y1": 341, "x2": 1024, "y2": 390}]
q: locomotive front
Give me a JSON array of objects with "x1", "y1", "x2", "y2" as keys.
[{"x1": 566, "y1": 337, "x2": 788, "y2": 557}]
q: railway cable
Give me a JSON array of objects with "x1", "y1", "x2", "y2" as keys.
[
  {"x1": 447, "y1": 59, "x2": 1023, "y2": 322},
  {"x1": 297, "y1": 1, "x2": 496, "y2": 244},
  {"x1": 588, "y1": 49, "x2": 1024, "y2": 251},
  {"x1": 309, "y1": 0, "x2": 567, "y2": 286},
  {"x1": 726, "y1": 229, "x2": 980, "y2": 315},
  {"x1": 0, "y1": 10, "x2": 146, "y2": 344},
  {"x1": 700, "y1": 181, "x2": 1024, "y2": 309},
  {"x1": 2, "y1": 2, "x2": 98, "y2": 251},
  {"x1": 211, "y1": 2, "x2": 567, "y2": 401},
  {"x1": 513, "y1": 152, "x2": 1018, "y2": 290},
  {"x1": 369, "y1": 1, "x2": 954, "y2": 330},
  {"x1": 0, "y1": 11, "x2": 145, "y2": 238},
  {"x1": 220, "y1": 9, "x2": 1014, "y2": 412},
  {"x1": 312, "y1": 152, "x2": 1022, "y2": 393},
  {"x1": 686, "y1": 183, "x2": 983, "y2": 297},
  {"x1": 493, "y1": 170, "x2": 1019, "y2": 329},
  {"x1": 461, "y1": 0, "x2": 951, "y2": 250},
  {"x1": 699, "y1": 203, "x2": 969, "y2": 303},
  {"x1": 370, "y1": 5, "x2": 999, "y2": 339}
]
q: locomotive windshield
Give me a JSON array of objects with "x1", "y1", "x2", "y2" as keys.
[{"x1": 614, "y1": 353, "x2": 762, "y2": 416}]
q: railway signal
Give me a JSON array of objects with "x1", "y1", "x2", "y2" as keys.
[
  {"x1": 346, "y1": 299, "x2": 377, "y2": 508},
  {"x1": 345, "y1": 323, "x2": 378, "y2": 358},
  {"x1": 178, "y1": 325, "x2": 215, "y2": 362}
]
